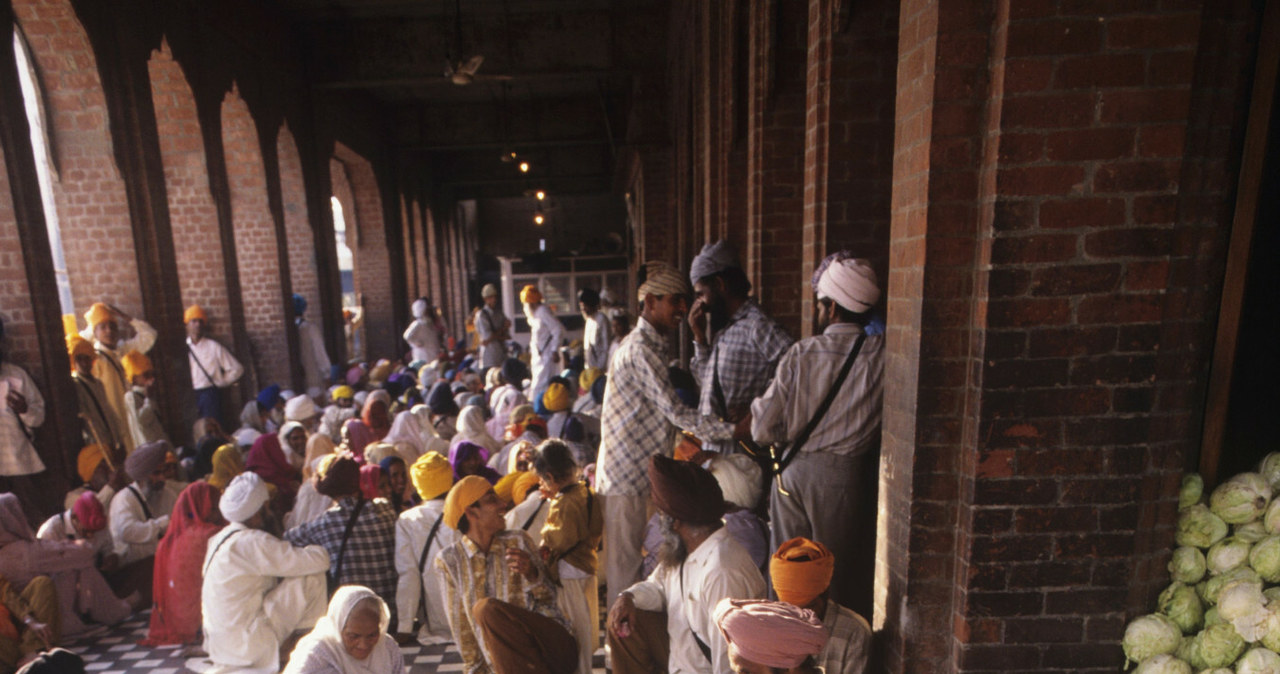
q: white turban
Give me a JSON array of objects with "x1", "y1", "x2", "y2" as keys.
[
  {"x1": 637, "y1": 260, "x2": 687, "y2": 302},
  {"x1": 708, "y1": 453, "x2": 763, "y2": 511},
  {"x1": 285, "y1": 394, "x2": 319, "y2": 422},
  {"x1": 689, "y1": 240, "x2": 740, "y2": 285},
  {"x1": 481, "y1": 284, "x2": 498, "y2": 299},
  {"x1": 412, "y1": 298, "x2": 428, "y2": 319},
  {"x1": 220, "y1": 472, "x2": 269, "y2": 523},
  {"x1": 816, "y1": 257, "x2": 879, "y2": 313}
]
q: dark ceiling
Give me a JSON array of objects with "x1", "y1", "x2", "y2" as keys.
[{"x1": 276, "y1": 0, "x2": 669, "y2": 202}]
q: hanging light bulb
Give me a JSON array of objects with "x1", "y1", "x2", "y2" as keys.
[
  {"x1": 535, "y1": 190, "x2": 546, "y2": 201},
  {"x1": 534, "y1": 213, "x2": 545, "y2": 225},
  {"x1": 519, "y1": 161, "x2": 530, "y2": 173}
]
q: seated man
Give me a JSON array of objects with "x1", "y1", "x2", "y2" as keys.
[
  {"x1": 771, "y1": 538, "x2": 872, "y2": 674},
  {"x1": 713, "y1": 599, "x2": 828, "y2": 674},
  {"x1": 434, "y1": 475, "x2": 577, "y2": 674},
  {"x1": 202, "y1": 472, "x2": 329, "y2": 674},
  {"x1": 108, "y1": 440, "x2": 180, "y2": 565},
  {"x1": 37, "y1": 492, "x2": 117, "y2": 573},
  {"x1": 607, "y1": 455, "x2": 766, "y2": 674},
  {"x1": 0, "y1": 573, "x2": 56, "y2": 672}
]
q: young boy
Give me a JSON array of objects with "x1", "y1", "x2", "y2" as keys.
[{"x1": 122, "y1": 351, "x2": 168, "y2": 448}]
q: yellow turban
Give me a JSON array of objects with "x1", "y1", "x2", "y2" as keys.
[
  {"x1": 67, "y1": 334, "x2": 94, "y2": 372},
  {"x1": 543, "y1": 382, "x2": 571, "y2": 413},
  {"x1": 369, "y1": 359, "x2": 393, "y2": 384},
  {"x1": 579, "y1": 367, "x2": 603, "y2": 393},
  {"x1": 121, "y1": 351, "x2": 152, "y2": 382},
  {"x1": 444, "y1": 475, "x2": 492, "y2": 530},
  {"x1": 61, "y1": 314, "x2": 78, "y2": 337},
  {"x1": 770, "y1": 537, "x2": 835, "y2": 607},
  {"x1": 84, "y1": 303, "x2": 114, "y2": 329},
  {"x1": 410, "y1": 451, "x2": 453, "y2": 501},
  {"x1": 207, "y1": 444, "x2": 244, "y2": 491},
  {"x1": 520, "y1": 285, "x2": 542, "y2": 304},
  {"x1": 184, "y1": 305, "x2": 207, "y2": 323},
  {"x1": 77, "y1": 445, "x2": 108, "y2": 483},
  {"x1": 494, "y1": 472, "x2": 520, "y2": 506},
  {"x1": 332, "y1": 385, "x2": 355, "y2": 401},
  {"x1": 513, "y1": 471, "x2": 541, "y2": 505}
]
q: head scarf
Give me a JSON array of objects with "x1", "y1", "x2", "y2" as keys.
[
  {"x1": 72, "y1": 491, "x2": 106, "y2": 532},
  {"x1": 815, "y1": 255, "x2": 879, "y2": 313},
  {"x1": 542, "y1": 381, "x2": 571, "y2": 413},
  {"x1": 292, "y1": 293, "x2": 307, "y2": 317},
  {"x1": 122, "y1": 351, "x2": 152, "y2": 382},
  {"x1": 278, "y1": 421, "x2": 307, "y2": 467},
  {"x1": 184, "y1": 305, "x2": 207, "y2": 323},
  {"x1": 77, "y1": 444, "x2": 108, "y2": 484},
  {"x1": 444, "y1": 475, "x2": 492, "y2": 529},
  {"x1": 426, "y1": 381, "x2": 460, "y2": 417},
  {"x1": 520, "y1": 285, "x2": 543, "y2": 304},
  {"x1": 208, "y1": 444, "x2": 245, "y2": 491},
  {"x1": 362, "y1": 390, "x2": 392, "y2": 431},
  {"x1": 709, "y1": 454, "x2": 763, "y2": 511},
  {"x1": 84, "y1": 303, "x2": 113, "y2": 329},
  {"x1": 579, "y1": 367, "x2": 603, "y2": 394},
  {"x1": 410, "y1": 451, "x2": 453, "y2": 501},
  {"x1": 286, "y1": 395, "x2": 320, "y2": 422},
  {"x1": 239, "y1": 399, "x2": 266, "y2": 434},
  {"x1": 481, "y1": 283, "x2": 498, "y2": 298},
  {"x1": 383, "y1": 407, "x2": 429, "y2": 459},
  {"x1": 346, "y1": 365, "x2": 366, "y2": 387},
  {"x1": 126, "y1": 440, "x2": 171, "y2": 483},
  {"x1": 332, "y1": 385, "x2": 355, "y2": 402},
  {"x1": 455, "y1": 405, "x2": 501, "y2": 455},
  {"x1": 637, "y1": 260, "x2": 687, "y2": 302},
  {"x1": 649, "y1": 454, "x2": 725, "y2": 525},
  {"x1": 304, "y1": 433, "x2": 337, "y2": 480},
  {"x1": 449, "y1": 441, "x2": 491, "y2": 481},
  {"x1": 220, "y1": 472, "x2": 268, "y2": 523},
  {"x1": 689, "y1": 240, "x2": 740, "y2": 285},
  {"x1": 292, "y1": 585, "x2": 394, "y2": 674},
  {"x1": 412, "y1": 298, "x2": 429, "y2": 319},
  {"x1": 713, "y1": 599, "x2": 828, "y2": 669},
  {"x1": 368, "y1": 360, "x2": 393, "y2": 384},
  {"x1": 513, "y1": 471, "x2": 541, "y2": 505},
  {"x1": 317, "y1": 455, "x2": 361, "y2": 498},
  {"x1": 771, "y1": 537, "x2": 836, "y2": 607},
  {"x1": 359, "y1": 464, "x2": 382, "y2": 500},
  {"x1": 257, "y1": 385, "x2": 283, "y2": 410},
  {"x1": 143, "y1": 481, "x2": 225, "y2": 646},
  {"x1": 245, "y1": 433, "x2": 298, "y2": 491},
  {"x1": 363, "y1": 442, "x2": 396, "y2": 466}
]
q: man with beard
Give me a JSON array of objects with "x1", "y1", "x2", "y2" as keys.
[
  {"x1": 687, "y1": 241, "x2": 792, "y2": 455},
  {"x1": 109, "y1": 440, "x2": 181, "y2": 565},
  {"x1": 606, "y1": 455, "x2": 765, "y2": 674},
  {"x1": 521, "y1": 285, "x2": 563, "y2": 397}
]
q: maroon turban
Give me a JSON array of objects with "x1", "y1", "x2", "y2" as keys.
[
  {"x1": 317, "y1": 455, "x2": 361, "y2": 498},
  {"x1": 648, "y1": 454, "x2": 724, "y2": 525}
]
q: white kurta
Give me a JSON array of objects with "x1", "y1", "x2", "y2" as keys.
[
  {"x1": 124, "y1": 387, "x2": 167, "y2": 449},
  {"x1": 583, "y1": 310, "x2": 611, "y2": 372},
  {"x1": 394, "y1": 499, "x2": 459, "y2": 644},
  {"x1": 187, "y1": 336, "x2": 244, "y2": 389},
  {"x1": 36, "y1": 510, "x2": 115, "y2": 559},
  {"x1": 403, "y1": 318, "x2": 443, "y2": 363},
  {"x1": 526, "y1": 304, "x2": 563, "y2": 396},
  {"x1": 504, "y1": 491, "x2": 550, "y2": 549},
  {"x1": 624, "y1": 527, "x2": 767, "y2": 674},
  {"x1": 108, "y1": 481, "x2": 178, "y2": 564},
  {"x1": 0, "y1": 362, "x2": 45, "y2": 476},
  {"x1": 284, "y1": 481, "x2": 334, "y2": 530},
  {"x1": 202, "y1": 522, "x2": 330, "y2": 674},
  {"x1": 296, "y1": 318, "x2": 332, "y2": 396},
  {"x1": 83, "y1": 318, "x2": 157, "y2": 456}
]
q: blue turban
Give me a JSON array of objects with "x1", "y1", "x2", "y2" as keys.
[
  {"x1": 257, "y1": 384, "x2": 282, "y2": 409},
  {"x1": 292, "y1": 293, "x2": 307, "y2": 317},
  {"x1": 591, "y1": 374, "x2": 607, "y2": 405},
  {"x1": 426, "y1": 381, "x2": 460, "y2": 417}
]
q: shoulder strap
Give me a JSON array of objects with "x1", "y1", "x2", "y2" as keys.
[
  {"x1": 203, "y1": 528, "x2": 243, "y2": 576},
  {"x1": 680, "y1": 561, "x2": 714, "y2": 662},
  {"x1": 96, "y1": 348, "x2": 126, "y2": 381},
  {"x1": 520, "y1": 498, "x2": 546, "y2": 531},
  {"x1": 332, "y1": 498, "x2": 367, "y2": 586},
  {"x1": 187, "y1": 343, "x2": 216, "y2": 385},
  {"x1": 711, "y1": 348, "x2": 728, "y2": 419},
  {"x1": 773, "y1": 333, "x2": 867, "y2": 476},
  {"x1": 417, "y1": 513, "x2": 445, "y2": 574},
  {"x1": 126, "y1": 485, "x2": 153, "y2": 520}
]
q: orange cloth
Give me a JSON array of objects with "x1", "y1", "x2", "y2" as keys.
[
  {"x1": 770, "y1": 537, "x2": 835, "y2": 607},
  {"x1": 67, "y1": 334, "x2": 94, "y2": 372},
  {"x1": 184, "y1": 305, "x2": 207, "y2": 323},
  {"x1": 444, "y1": 475, "x2": 492, "y2": 529},
  {"x1": 513, "y1": 471, "x2": 541, "y2": 505},
  {"x1": 84, "y1": 302, "x2": 113, "y2": 328},
  {"x1": 520, "y1": 285, "x2": 543, "y2": 304},
  {"x1": 122, "y1": 351, "x2": 152, "y2": 382},
  {"x1": 0, "y1": 603, "x2": 17, "y2": 641},
  {"x1": 77, "y1": 445, "x2": 108, "y2": 483}
]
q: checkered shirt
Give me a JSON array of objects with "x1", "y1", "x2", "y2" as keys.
[
  {"x1": 596, "y1": 317, "x2": 734, "y2": 496},
  {"x1": 284, "y1": 495, "x2": 398, "y2": 605}
]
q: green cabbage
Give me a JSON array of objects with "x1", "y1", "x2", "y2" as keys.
[
  {"x1": 1264, "y1": 498, "x2": 1280, "y2": 535},
  {"x1": 1265, "y1": 587, "x2": 1280, "y2": 604},
  {"x1": 1206, "y1": 536, "x2": 1252, "y2": 575},
  {"x1": 1181, "y1": 473, "x2": 1205, "y2": 509},
  {"x1": 1124, "y1": 614, "x2": 1185, "y2": 667},
  {"x1": 1216, "y1": 580, "x2": 1270, "y2": 641},
  {"x1": 1169, "y1": 547, "x2": 1207, "y2": 584},
  {"x1": 1158, "y1": 582, "x2": 1204, "y2": 634},
  {"x1": 1209, "y1": 473, "x2": 1271, "y2": 525},
  {"x1": 1133, "y1": 653, "x2": 1192, "y2": 674},
  {"x1": 1199, "y1": 567, "x2": 1261, "y2": 605},
  {"x1": 1234, "y1": 647, "x2": 1280, "y2": 673},
  {"x1": 1258, "y1": 452, "x2": 1280, "y2": 491},
  {"x1": 1204, "y1": 606, "x2": 1223, "y2": 628},
  {"x1": 1195, "y1": 623, "x2": 1246, "y2": 668},
  {"x1": 1237, "y1": 521, "x2": 1269, "y2": 543},
  {"x1": 1250, "y1": 536, "x2": 1280, "y2": 582},
  {"x1": 1178, "y1": 505, "x2": 1229, "y2": 549},
  {"x1": 1258, "y1": 608, "x2": 1280, "y2": 652}
]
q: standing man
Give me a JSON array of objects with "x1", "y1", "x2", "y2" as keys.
[
  {"x1": 579, "y1": 288, "x2": 611, "y2": 372},
  {"x1": 82, "y1": 302, "x2": 157, "y2": 455},
  {"x1": 750, "y1": 253, "x2": 883, "y2": 610},
  {"x1": 0, "y1": 315, "x2": 46, "y2": 489},
  {"x1": 687, "y1": 241, "x2": 793, "y2": 455},
  {"x1": 474, "y1": 285, "x2": 510, "y2": 372},
  {"x1": 185, "y1": 305, "x2": 243, "y2": 431},
  {"x1": 596, "y1": 260, "x2": 740, "y2": 604},
  {"x1": 404, "y1": 298, "x2": 445, "y2": 365},
  {"x1": 521, "y1": 285, "x2": 563, "y2": 397},
  {"x1": 293, "y1": 294, "x2": 332, "y2": 400}
]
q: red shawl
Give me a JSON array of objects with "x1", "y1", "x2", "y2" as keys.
[
  {"x1": 246, "y1": 432, "x2": 300, "y2": 491},
  {"x1": 141, "y1": 482, "x2": 224, "y2": 645}
]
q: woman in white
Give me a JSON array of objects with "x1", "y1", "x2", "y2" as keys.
[
  {"x1": 284, "y1": 585, "x2": 404, "y2": 674},
  {"x1": 452, "y1": 405, "x2": 502, "y2": 457}
]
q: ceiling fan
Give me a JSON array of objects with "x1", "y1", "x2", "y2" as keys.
[{"x1": 442, "y1": 0, "x2": 511, "y2": 86}]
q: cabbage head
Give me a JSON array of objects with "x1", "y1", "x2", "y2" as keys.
[
  {"x1": 1217, "y1": 580, "x2": 1270, "y2": 642},
  {"x1": 1181, "y1": 473, "x2": 1205, "y2": 509},
  {"x1": 1197, "y1": 669, "x2": 1232, "y2": 674},
  {"x1": 1178, "y1": 505, "x2": 1229, "y2": 549},
  {"x1": 1158, "y1": 582, "x2": 1203, "y2": 634},
  {"x1": 1204, "y1": 606, "x2": 1223, "y2": 628},
  {"x1": 1124, "y1": 614, "x2": 1184, "y2": 667},
  {"x1": 1258, "y1": 608, "x2": 1280, "y2": 652},
  {"x1": 1264, "y1": 499, "x2": 1280, "y2": 535},
  {"x1": 1210, "y1": 473, "x2": 1271, "y2": 524},
  {"x1": 1250, "y1": 536, "x2": 1280, "y2": 582},
  {"x1": 1195, "y1": 623, "x2": 1246, "y2": 668},
  {"x1": 1200, "y1": 567, "x2": 1262, "y2": 605},
  {"x1": 1265, "y1": 587, "x2": 1280, "y2": 604},
  {"x1": 1237, "y1": 521, "x2": 1269, "y2": 543},
  {"x1": 1169, "y1": 547, "x2": 1207, "y2": 584},
  {"x1": 1175, "y1": 636, "x2": 1204, "y2": 670},
  {"x1": 1235, "y1": 647, "x2": 1280, "y2": 674},
  {"x1": 1259, "y1": 452, "x2": 1280, "y2": 491},
  {"x1": 1132, "y1": 653, "x2": 1192, "y2": 674},
  {"x1": 1206, "y1": 536, "x2": 1252, "y2": 575}
]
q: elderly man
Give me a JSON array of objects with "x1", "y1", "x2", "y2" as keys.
[
  {"x1": 109, "y1": 440, "x2": 180, "y2": 565},
  {"x1": 713, "y1": 599, "x2": 828, "y2": 674},
  {"x1": 750, "y1": 253, "x2": 883, "y2": 610},
  {"x1": 80, "y1": 303, "x2": 156, "y2": 456},
  {"x1": 578, "y1": 288, "x2": 611, "y2": 372},
  {"x1": 607, "y1": 455, "x2": 766, "y2": 674},
  {"x1": 0, "y1": 315, "x2": 46, "y2": 493},
  {"x1": 185, "y1": 304, "x2": 243, "y2": 430},
  {"x1": 597, "y1": 260, "x2": 740, "y2": 603},
  {"x1": 293, "y1": 294, "x2": 332, "y2": 400},
  {"x1": 521, "y1": 285, "x2": 563, "y2": 397},
  {"x1": 770, "y1": 538, "x2": 871, "y2": 674},
  {"x1": 687, "y1": 241, "x2": 792, "y2": 454},
  {"x1": 475, "y1": 285, "x2": 510, "y2": 371},
  {"x1": 394, "y1": 451, "x2": 458, "y2": 646},
  {"x1": 202, "y1": 472, "x2": 330, "y2": 674},
  {"x1": 434, "y1": 475, "x2": 577, "y2": 674}
]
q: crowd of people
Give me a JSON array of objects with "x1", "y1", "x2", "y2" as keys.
[{"x1": 0, "y1": 241, "x2": 882, "y2": 674}]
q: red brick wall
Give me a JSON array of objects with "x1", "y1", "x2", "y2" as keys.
[
  {"x1": 334, "y1": 147, "x2": 395, "y2": 361},
  {"x1": 279, "y1": 123, "x2": 318, "y2": 329},
  {"x1": 222, "y1": 86, "x2": 290, "y2": 389}
]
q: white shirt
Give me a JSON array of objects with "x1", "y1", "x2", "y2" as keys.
[
  {"x1": 108, "y1": 480, "x2": 178, "y2": 563},
  {"x1": 526, "y1": 304, "x2": 563, "y2": 394},
  {"x1": 403, "y1": 318, "x2": 443, "y2": 363},
  {"x1": 0, "y1": 362, "x2": 45, "y2": 476},
  {"x1": 36, "y1": 510, "x2": 115, "y2": 559},
  {"x1": 202, "y1": 523, "x2": 330, "y2": 673},
  {"x1": 504, "y1": 491, "x2": 549, "y2": 549},
  {"x1": 296, "y1": 318, "x2": 331, "y2": 391},
  {"x1": 124, "y1": 386, "x2": 168, "y2": 449},
  {"x1": 187, "y1": 336, "x2": 244, "y2": 389},
  {"x1": 395, "y1": 499, "x2": 459, "y2": 642},
  {"x1": 624, "y1": 527, "x2": 766, "y2": 674},
  {"x1": 284, "y1": 480, "x2": 333, "y2": 530},
  {"x1": 83, "y1": 318, "x2": 157, "y2": 455},
  {"x1": 583, "y1": 310, "x2": 611, "y2": 371}
]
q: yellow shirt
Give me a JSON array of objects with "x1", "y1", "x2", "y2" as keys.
[{"x1": 540, "y1": 482, "x2": 603, "y2": 581}]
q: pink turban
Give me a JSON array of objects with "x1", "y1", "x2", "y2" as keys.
[
  {"x1": 713, "y1": 599, "x2": 828, "y2": 669},
  {"x1": 73, "y1": 491, "x2": 107, "y2": 532}
]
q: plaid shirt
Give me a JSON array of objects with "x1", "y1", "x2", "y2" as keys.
[
  {"x1": 819, "y1": 599, "x2": 872, "y2": 674},
  {"x1": 284, "y1": 496, "x2": 398, "y2": 606},
  {"x1": 597, "y1": 317, "x2": 734, "y2": 496},
  {"x1": 689, "y1": 299, "x2": 792, "y2": 453}
]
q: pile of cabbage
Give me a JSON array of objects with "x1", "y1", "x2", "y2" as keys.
[{"x1": 1123, "y1": 455, "x2": 1280, "y2": 672}]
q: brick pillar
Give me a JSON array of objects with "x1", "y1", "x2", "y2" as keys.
[
  {"x1": 279, "y1": 123, "x2": 318, "y2": 344},
  {"x1": 336, "y1": 147, "x2": 396, "y2": 362}
]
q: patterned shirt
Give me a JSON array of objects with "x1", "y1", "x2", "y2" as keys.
[
  {"x1": 434, "y1": 530, "x2": 567, "y2": 674},
  {"x1": 689, "y1": 299, "x2": 792, "y2": 453},
  {"x1": 284, "y1": 495, "x2": 398, "y2": 606},
  {"x1": 819, "y1": 599, "x2": 872, "y2": 674},
  {"x1": 597, "y1": 317, "x2": 734, "y2": 496}
]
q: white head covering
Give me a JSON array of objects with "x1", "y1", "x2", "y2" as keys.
[
  {"x1": 689, "y1": 240, "x2": 740, "y2": 285},
  {"x1": 411, "y1": 298, "x2": 428, "y2": 319},
  {"x1": 599, "y1": 288, "x2": 615, "y2": 305},
  {"x1": 816, "y1": 257, "x2": 880, "y2": 313},
  {"x1": 353, "y1": 390, "x2": 369, "y2": 408},
  {"x1": 278, "y1": 421, "x2": 307, "y2": 468},
  {"x1": 637, "y1": 260, "x2": 687, "y2": 302},
  {"x1": 285, "y1": 394, "x2": 319, "y2": 422},
  {"x1": 708, "y1": 453, "x2": 764, "y2": 511},
  {"x1": 220, "y1": 472, "x2": 269, "y2": 523},
  {"x1": 283, "y1": 585, "x2": 394, "y2": 674},
  {"x1": 481, "y1": 284, "x2": 498, "y2": 299},
  {"x1": 455, "y1": 405, "x2": 502, "y2": 455},
  {"x1": 234, "y1": 426, "x2": 262, "y2": 449},
  {"x1": 383, "y1": 407, "x2": 429, "y2": 459}
]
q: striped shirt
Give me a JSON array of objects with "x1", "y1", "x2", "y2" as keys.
[
  {"x1": 597, "y1": 317, "x2": 733, "y2": 496},
  {"x1": 284, "y1": 496, "x2": 398, "y2": 608},
  {"x1": 434, "y1": 530, "x2": 566, "y2": 674}
]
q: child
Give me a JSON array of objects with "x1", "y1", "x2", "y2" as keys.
[
  {"x1": 534, "y1": 439, "x2": 603, "y2": 674},
  {"x1": 122, "y1": 351, "x2": 168, "y2": 448}
]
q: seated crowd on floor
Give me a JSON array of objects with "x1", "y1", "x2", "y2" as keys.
[{"x1": 0, "y1": 241, "x2": 880, "y2": 674}]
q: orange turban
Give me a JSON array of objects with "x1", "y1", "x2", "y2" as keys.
[
  {"x1": 771, "y1": 537, "x2": 835, "y2": 607},
  {"x1": 513, "y1": 471, "x2": 541, "y2": 504},
  {"x1": 184, "y1": 305, "x2": 207, "y2": 323},
  {"x1": 77, "y1": 445, "x2": 108, "y2": 483},
  {"x1": 494, "y1": 471, "x2": 520, "y2": 506},
  {"x1": 67, "y1": 334, "x2": 94, "y2": 372},
  {"x1": 444, "y1": 475, "x2": 492, "y2": 529},
  {"x1": 84, "y1": 303, "x2": 113, "y2": 329},
  {"x1": 122, "y1": 351, "x2": 152, "y2": 382},
  {"x1": 542, "y1": 382, "x2": 571, "y2": 413},
  {"x1": 520, "y1": 285, "x2": 543, "y2": 304}
]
